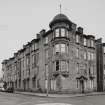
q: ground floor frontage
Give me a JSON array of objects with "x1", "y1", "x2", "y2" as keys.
[{"x1": 6, "y1": 73, "x2": 97, "y2": 94}]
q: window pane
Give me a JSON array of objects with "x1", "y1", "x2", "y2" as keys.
[
  {"x1": 61, "y1": 44, "x2": 66, "y2": 53},
  {"x1": 35, "y1": 43, "x2": 38, "y2": 50},
  {"x1": 91, "y1": 53, "x2": 94, "y2": 60},
  {"x1": 55, "y1": 44, "x2": 60, "y2": 53},
  {"x1": 56, "y1": 61, "x2": 59, "y2": 71},
  {"x1": 84, "y1": 38, "x2": 87, "y2": 46},
  {"x1": 76, "y1": 48, "x2": 79, "y2": 58},
  {"x1": 90, "y1": 65, "x2": 94, "y2": 74},
  {"x1": 76, "y1": 63, "x2": 79, "y2": 73},
  {"x1": 91, "y1": 40, "x2": 94, "y2": 47},
  {"x1": 84, "y1": 51, "x2": 87, "y2": 60},
  {"x1": 66, "y1": 30, "x2": 69, "y2": 37},
  {"x1": 61, "y1": 61, "x2": 66, "y2": 71},
  {"x1": 32, "y1": 44, "x2": 35, "y2": 51},
  {"x1": 88, "y1": 40, "x2": 91, "y2": 47},
  {"x1": 88, "y1": 52, "x2": 91, "y2": 60},
  {"x1": 76, "y1": 35, "x2": 79, "y2": 43},
  {"x1": 104, "y1": 47, "x2": 105, "y2": 53},
  {"x1": 45, "y1": 50, "x2": 49, "y2": 59},
  {"x1": 55, "y1": 29, "x2": 59, "y2": 37},
  {"x1": 61, "y1": 28, "x2": 65, "y2": 37},
  {"x1": 45, "y1": 37, "x2": 48, "y2": 44}
]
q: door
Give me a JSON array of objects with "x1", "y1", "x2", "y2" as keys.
[{"x1": 80, "y1": 80, "x2": 84, "y2": 93}]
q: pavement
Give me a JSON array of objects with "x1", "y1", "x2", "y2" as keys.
[{"x1": 14, "y1": 91, "x2": 105, "y2": 98}]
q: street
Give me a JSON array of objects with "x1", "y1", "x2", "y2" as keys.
[{"x1": 0, "y1": 92, "x2": 105, "y2": 105}]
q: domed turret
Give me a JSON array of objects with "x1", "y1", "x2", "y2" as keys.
[{"x1": 49, "y1": 13, "x2": 72, "y2": 28}]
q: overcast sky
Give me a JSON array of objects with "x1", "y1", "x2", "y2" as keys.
[{"x1": 0, "y1": 0, "x2": 105, "y2": 78}]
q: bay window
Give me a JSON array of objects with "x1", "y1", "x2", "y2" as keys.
[
  {"x1": 55, "y1": 28, "x2": 68, "y2": 38},
  {"x1": 55, "y1": 60, "x2": 68, "y2": 72},
  {"x1": 61, "y1": 44, "x2": 66, "y2": 53},
  {"x1": 55, "y1": 44, "x2": 60, "y2": 53},
  {"x1": 61, "y1": 61, "x2": 68, "y2": 72},
  {"x1": 55, "y1": 43, "x2": 67, "y2": 54}
]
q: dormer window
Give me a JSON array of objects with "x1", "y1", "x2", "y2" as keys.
[
  {"x1": 55, "y1": 28, "x2": 60, "y2": 37},
  {"x1": 61, "y1": 28, "x2": 65, "y2": 37}
]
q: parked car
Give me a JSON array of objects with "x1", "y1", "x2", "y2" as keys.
[{"x1": 5, "y1": 87, "x2": 14, "y2": 93}]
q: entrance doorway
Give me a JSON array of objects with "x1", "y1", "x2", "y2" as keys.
[{"x1": 80, "y1": 80, "x2": 84, "y2": 93}]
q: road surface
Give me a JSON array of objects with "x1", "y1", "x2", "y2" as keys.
[{"x1": 0, "y1": 92, "x2": 105, "y2": 105}]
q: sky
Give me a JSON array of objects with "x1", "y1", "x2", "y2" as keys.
[{"x1": 0, "y1": 0, "x2": 105, "y2": 78}]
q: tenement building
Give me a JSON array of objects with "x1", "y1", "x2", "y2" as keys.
[{"x1": 2, "y1": 13, "x2": 104, "y2": 93}]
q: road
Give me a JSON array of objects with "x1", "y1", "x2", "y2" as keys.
[{"x1": 0, "y1": 92, "x2": 105, "y2": 105}]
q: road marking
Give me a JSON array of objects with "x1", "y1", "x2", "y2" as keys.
[{"x1": 35, "y1": 103, "x2": 72, "y2": 105}]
